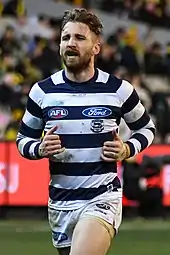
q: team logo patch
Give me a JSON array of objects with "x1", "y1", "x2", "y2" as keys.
[
  {"x1": 52, "y1": 231, "x2": 68, "y2": 243},
  {"x1": 90, "y1": 119, "x2": 104, "y2": 133},
  {"x1": 82, "y1": 107, "x2": 112, "y2": 118},
  {"x1": 48, "y1": 107, "x2": 68, "y2": 119}
]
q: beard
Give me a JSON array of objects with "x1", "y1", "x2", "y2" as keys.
[{"x1": 62, "y1": 51, "x2": 92, "y2": 74}]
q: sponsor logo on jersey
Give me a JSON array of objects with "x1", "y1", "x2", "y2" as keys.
[
  {"x1": 82, "y1": 107, "x2": 112, "y2": 118},
  {"x1": 48, "y1": 107, "x2": 68, "y2": 119}
]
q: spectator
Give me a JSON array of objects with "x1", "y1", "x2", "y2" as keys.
[
  {"x1": 30, "y1": 37, "x2": 61, "y2": 78},
  {"x1": 96, "y1": 41, "x2": 120, "y2": 74},
  {"x1": 120, "y1": 27, "x2": 140, "y2": 74},
  {"x1": 131, "y1": 74, "x2": 152, "y2": 112},
  {"x1": 2, "y1": 0, "x2": 25, "y2": 18},
  {"x1": 0, "y1": 26, "x2": 20, "y2": 55},
  {"x1": 144, "y1": 41, "x2": 166, "y2": 75}
]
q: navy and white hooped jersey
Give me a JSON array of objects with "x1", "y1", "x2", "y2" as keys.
[{"x1": 16, "y1": 68, "x2": 155, "y2": 210}]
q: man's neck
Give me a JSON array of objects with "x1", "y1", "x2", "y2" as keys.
[{"x1": 65, "y1": 66, "x2": 95, "y2": 83}]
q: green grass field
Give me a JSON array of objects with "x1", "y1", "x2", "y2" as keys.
[{"x1": 0, "y1": 219, "x2": 170, "y2": 255}]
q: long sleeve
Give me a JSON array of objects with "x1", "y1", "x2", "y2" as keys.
[
  {"x1": 16, "y1": 83, "x2": 45, "y2": 159},
  {"x1": 117, "y1": 80, "x2": 155, "y2": 157}
]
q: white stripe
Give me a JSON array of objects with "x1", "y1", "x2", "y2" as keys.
[
  {"x1": 96, "y1": 69, "x2": 110, "y2": 83},
  {"x1": 17, "y1": 132, "x2": 26, "y2": 140},
  {"x1": 41, "y1": 93, "x2": 119, "y2": 108},
  {"x1": 124, "y1": 101, "x2": 145, "y2": 123},
  {"x1": 45, "y1": 119, "x2": 118, "y2": 134},
  {"x1": 23, "y1": 110, "x2": 44, "y2": 130},
  {"x1": 143, "y1": 119, "x2": 155, "y2": 129},
  {"x1": 128, "y1": 138, "x2": 141, "y2": 155},
  {"x1": 128, "y1": 119, "x2": 155, "y2": 155},
  {"x1": 50, "y1": 147, "x2": 103, "y2": 163},
  {"x1": 134, "y1": 128, "x2": 154, "y2": 146},
  {"x1": 51, "y1": 70, "x2": 65, "y2": 85},
  {"x1": 116, "y1": 80, "x2": 134, "y2": 106},
  {"x1": 29, "y1": 142, "x2": 40, "y2": 158},
  {"x1": 18, "y1": 137, "x2": 34, "y2": 155},
  {"x1": 51, "y1": 69, "x2": 109, "y2": 85},
  {"x1": 29, "y1": 82, "x2": 45, "y2": 106},
  {"x1": 50, "y1": 173, "x2": 117, "y2": 189}
]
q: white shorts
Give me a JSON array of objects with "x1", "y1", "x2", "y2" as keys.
[{"x1": 48, "y1": 191, "x2": 122, "y2": 248}]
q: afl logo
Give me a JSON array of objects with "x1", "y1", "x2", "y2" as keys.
[
  {"x1": 82, "y1": 107, "x2": 112, "y2": 118},
  {"x1": 48, "y1": 107, "x2": 68, "y2": 119}
]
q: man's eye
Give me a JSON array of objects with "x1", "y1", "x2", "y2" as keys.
[
  {"x1": 77, "y1": 36, "x2": 85, "y2": 40},
  {"x1": 62, "y1": 36, "x2": 69, "y2": 40}
]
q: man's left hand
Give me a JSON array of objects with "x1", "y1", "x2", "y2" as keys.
[{"x1": 101, "y1": 130, "x2": 130, "y2": 162}]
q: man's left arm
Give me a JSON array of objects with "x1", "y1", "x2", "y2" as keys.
[{"x1": 118, "y1": 80, "x2": 156, "y2": 158}]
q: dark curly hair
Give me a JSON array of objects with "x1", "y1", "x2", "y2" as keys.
[{"x1": 61, "y1": 8, "x2": 103, "y2": 36}]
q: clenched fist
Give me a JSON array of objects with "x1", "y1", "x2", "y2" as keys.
[
  {"x1": 38, "y1": 125, "x2": 65, "y2": 158},
  {"x1": 101, "y1": 130, "x2": 130, "y2": 162}
]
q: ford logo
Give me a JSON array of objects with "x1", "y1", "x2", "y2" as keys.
[
  {"x1": 82, "y1": 107, "x2": 112, "y2": 118},
  {"x1": 48, "y1": 107, "x2": 68, "y2": 119}
]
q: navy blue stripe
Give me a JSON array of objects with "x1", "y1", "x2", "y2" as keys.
[
  {"x1": 38, "y1": 72, "x2": 122, "y2": 94},
  {"x1": 121, "y1": 90, "x2": 139, "y2": 115},
  {"x1": 49, "y1": 161, "x2": 117, "y2": 176},
  {"x1": 48, "y1": 132, "x2": 112, "y2": 149},
  {"x1": 23, "y1": 140, "x2": 35, "y2": 159},
  {"x1": 19, "y1": 122, "x2": 42, "y2": 139},
  {"x1": 49, "y1": 177, "x2": 121, "y2": 201},
  {"x1": 43, "y1": 105, "x2": 121, "y2": 121},
  {"x1": 131, "y1": 133, "x2": 149, "y2": 151},
  {"x1": 27, "y1": 97, "x2": 43, "y2": 119},
  {"x1": 40, "y1": 83, "x2": 123, "y2": 94},
  {"x1": 126, "y1": 141, "x2": 136, "y2": 157},
  {"x1": 16, "y1": 138, "x2": 22, "y2": 147},
  {"x1": 38, "y1": 77, "x2": 57, "y2": 93},
  {"x1": 34, "y1": 142, "x2": 41, "y2": 159},
  {"x1": 126, "y1": 111, "x2": 150, "y2": 130}
]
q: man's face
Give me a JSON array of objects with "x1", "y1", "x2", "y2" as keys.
[{"x1": 60, "y1": 22, "x2": 100, "y2": 73}]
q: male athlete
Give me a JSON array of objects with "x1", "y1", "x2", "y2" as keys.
[{"x1": 16, "y1": 8, "x2": 155, "y2": 255}]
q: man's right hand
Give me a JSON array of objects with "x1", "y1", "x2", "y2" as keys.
[{"x1": 38, "y1": 125, "x2": 65, "y2": 158}]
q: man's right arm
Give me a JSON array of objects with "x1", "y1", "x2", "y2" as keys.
[{"x1": 16, "y1": 83, "x2": 45, "y2": 160}]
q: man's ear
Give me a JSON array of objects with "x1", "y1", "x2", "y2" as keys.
[{"x1": 92, "y1": 42, "x2": 100, "y2": 56}]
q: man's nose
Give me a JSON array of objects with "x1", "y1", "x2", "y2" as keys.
[{"x1": 68, "y1": 37, "x2": 76, "y2": 47}]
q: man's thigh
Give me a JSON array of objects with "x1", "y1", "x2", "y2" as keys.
[
  {"x1": 70, "y1": 194, "x2": 122, "y2": 255},
  {"x1": 70, "y1": 217, "x2": 111, "y2": 255}
]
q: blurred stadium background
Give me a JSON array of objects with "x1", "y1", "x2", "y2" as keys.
[{"x1": 0, "y1": 0, "x2": 170, "y2": 254}]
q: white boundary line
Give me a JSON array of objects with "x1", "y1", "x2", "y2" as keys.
[{"x1": 0, "y1": 220, "x2": 170, "y2": 233}]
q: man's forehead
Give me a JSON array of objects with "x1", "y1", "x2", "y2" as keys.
[{"x1": 62, "y1": 22, "x2": 91, "y2": 36}]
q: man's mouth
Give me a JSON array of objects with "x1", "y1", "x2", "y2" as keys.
[{"x1": 65, "y1": 50, "x2": 79, "y2": 57}]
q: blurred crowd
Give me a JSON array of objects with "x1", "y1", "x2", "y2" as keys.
[
  {"x1": 0, "y1": 0, "x2": 170, "y2": 144},
  {"x1": 66, "y1": 0, "x2": 170, "y2": 28},
  {"x1": 97, "y1": 0, "x2": 170, "y2": 28}
]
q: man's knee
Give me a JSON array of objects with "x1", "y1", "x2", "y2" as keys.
[{"x1": 57, "y1": 247, "x2": 70, "y2": 255}]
